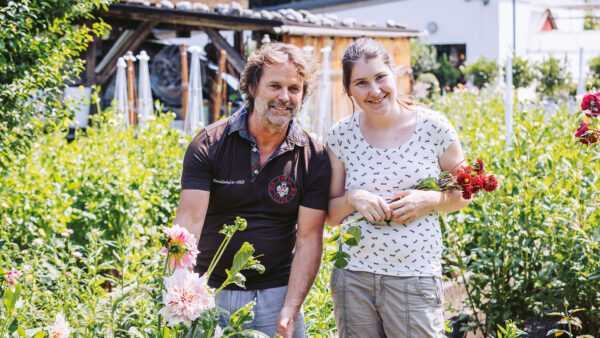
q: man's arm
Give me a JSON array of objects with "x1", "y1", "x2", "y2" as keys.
[
  {"x1": 173, "y1": 190, "x2": 210, "y2": 246},
  {"x1": 277, "y1": 206, "x2": 326, "y2": 338}
]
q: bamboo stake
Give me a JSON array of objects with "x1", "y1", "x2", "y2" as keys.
[
  {"x1": 212, "y1": 49, "x2": 227, "y2": 122},
  {"x1": 125, "y1": 51, "x2": 138, "y2": 126},
  {"x1": 181, "y1": 43, "x2": 189, "y2": 122}
]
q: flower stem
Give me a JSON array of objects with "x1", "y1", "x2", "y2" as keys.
[
  {"x1": 339, "y1": 216, "x2": 365, "y2": 228},
  {"x1": 206, "y1": 234, "x2": 232, "y2": 281}
]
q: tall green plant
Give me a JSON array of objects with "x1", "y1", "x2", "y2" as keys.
[
  {"x1": 461, "y1": 56, "x2": 499, "y2": 89},
  {"x1": 434, "y1": 89, "x2": 600, "y2": 336},
  {"x1": 587, "y1": 55, "x2": 600, "y2": 91},
  {"x1": 535, "y1": 55, "x2": 570, "y2": 98},
  {"x1": 511, "y1": 56, "x2": 535, "y2": 89},
  {"x1": 434, "y1": 54, "x2": 460, "y2": 88},
  {"x1": 410, "y1": 38, "x2": 438, "y2": 79}
]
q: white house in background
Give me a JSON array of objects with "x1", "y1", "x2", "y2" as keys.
[{"x1": 265, "y1": 0, "x2": 600, "y2": 81}]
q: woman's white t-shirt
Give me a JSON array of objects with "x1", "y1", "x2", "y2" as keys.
[{"x1": 326, "y1": 107, "x2": 458, "y2": 277}]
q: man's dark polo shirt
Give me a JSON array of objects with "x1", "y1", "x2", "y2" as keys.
[{"x1": 181, "y1": 109, "x2": 331, "y2": 290}]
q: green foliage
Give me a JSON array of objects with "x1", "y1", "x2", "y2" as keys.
[
  {"x1": 433, "y1": 54, "x2": 460, "y2": 88},
  {"x1": 535, "y1": 55, "x2": 571, "y2": 98},
  {"x1": 587, "y1": 55, "x2": 600, "y2": 91},
  {"x1": 461, "y1": 56, "x2": 499, "y2": 89},
  {"x1": 325, "y1": 218, "x2": 362, "y2": 269},
  {"x1": 495, "y1": 320, "x2": 526, "y2": 338},
  {"x1": 410, "y1": 38, "x2": 438, "y2": 79},
  {"x1": 511, "y1": 56, "x2": 535, "y2": 89},
  {"x1": 584, "y1": 10, "x2": 600, "y2": 30},
  {"x1": 433, "y1": 88, "x2": 600, "y2": 337},
  {"x1": 0, "y1": 0, "x2": 111, "y2": 169}
]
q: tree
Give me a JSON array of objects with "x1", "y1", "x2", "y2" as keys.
[
  {"x1": 0, "y1": 0, "x2": 111, "y2": 169},
  {"x1": 410, "y1": 38, "x2": 438, "y2": 80},
  {"x1": 433, "y1": 54, "x2": 460, "y2": 89}
]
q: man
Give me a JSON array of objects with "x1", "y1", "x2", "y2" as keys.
[{"x1": 174, "y1": 42, "x2": 331, "y2": 338}]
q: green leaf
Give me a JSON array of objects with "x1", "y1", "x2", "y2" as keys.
[
  {"x1": 330, "y1": 250, "x2": 349, "y2": 269},
  {"x1": 344, "y1": 226, "x2": 362, "y2": 247},
  {"x1": 3, "y1": 283, "x2": 22, "y2": 314},
  {"x1": 112, "y1": 291, "x2": 131, "y2": 314},
  {"x1": 222, "y1": 242, "x2": 264, "y2": 289},
  {"x1": 222, "y1": 301, "x2": 259, "y2": 336},
  {"x1": 324, "y1": 233, "x2": 340, "y2": 246}
]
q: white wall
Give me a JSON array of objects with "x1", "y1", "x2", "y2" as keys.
[
  {"x1": 315, "y1": 0, "x2": 600, "y2": 81},
  {"x1": 312, "y1": 0, "x2": 500, "y2": 62}
]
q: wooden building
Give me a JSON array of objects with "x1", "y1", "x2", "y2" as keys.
[{"x1": 86, "y1": 1, "x2": 422, "y2": 131}]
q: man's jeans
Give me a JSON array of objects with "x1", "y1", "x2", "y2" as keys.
[{"x1": 216, "y1": 285, "x2": 306, "y2": 338}]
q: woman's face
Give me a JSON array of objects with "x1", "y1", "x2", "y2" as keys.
[{"x1": 348, "y1": 56, "x2": 398, "y2": 116}]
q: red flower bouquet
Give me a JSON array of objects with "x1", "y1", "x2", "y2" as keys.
[{"x1": 413, "y1": 158, "x2": 498, "y2": 200}]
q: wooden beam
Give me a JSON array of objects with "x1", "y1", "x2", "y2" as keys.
[
  {"x1": 181, "y1": 44, "x2": 189, "y2": 122},
  {"x1": 100, "y1": 3, "x2": 282, "y2": 31},
  {"x1": 234, "y1": 31, "x2": 244, "y2": 58},
  {"x1": 86, "y1": 35, "x2": 98, "y2": 86},
  {"x1": 96, "y1": 20, "x2": 157, "y2": 87},
  {"x1": 125, "y1": 51, "x2": 138, "y2": 126},
  {"x1": 212, "y1": 49, "x2": 227, "y2": 122},
  {"x1": 204, "y1": 28, "x2": 246, "y2": 75}
]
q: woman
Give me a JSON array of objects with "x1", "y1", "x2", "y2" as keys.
[{"x1": 326, "y1": 38, "x2": 470, "y2": 337}]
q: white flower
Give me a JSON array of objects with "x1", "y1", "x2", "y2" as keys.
[
  {"x1": 158, "y1": 269, "x2": 215, "y2": 326},
  {"x1": 48, "y1": 313, "x2": 71, "y2": 338}
]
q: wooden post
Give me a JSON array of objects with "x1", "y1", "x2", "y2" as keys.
[
  {"x1": 125, "y1": 51, "x2": 138, "y2": 126},
  {"x1": 212, "y1": 49, "x2": 227, "y2": 122},
  {"x1": 181, "y1": 43, "x2": 189, "y2": 122}
]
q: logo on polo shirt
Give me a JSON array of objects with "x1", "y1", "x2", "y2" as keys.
[{"x1": 268, "y1": 176, "x2": 296, "y2": 203}]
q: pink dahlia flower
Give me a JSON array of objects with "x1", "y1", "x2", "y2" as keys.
[
  {"x1": 48, "y1": 313, "x2": 71, "y2": 338},
  {"x1": 160, "y1": 224, "x2": 199, "y2": 270},
  {"x1": 158, "y1": 269, "x2": 215, "y2": 326}
]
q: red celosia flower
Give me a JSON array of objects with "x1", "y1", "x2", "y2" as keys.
[
  {"x1": 582, "y1": 93, "x2": 600, "y2": 117},
  {"x1": 575, "y1": 121, "x2": 599, "y2": 145},
  {"x1": 484, "y1": 175, "x2": 498, "y2": 192}
]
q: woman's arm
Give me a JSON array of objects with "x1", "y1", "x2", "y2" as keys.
[
  {"x1": 389, "y1": 140, "x2": 470, "y2": 223},
  {"x1": 325, "y1": 146, "x2": 391, "y2": 226}
]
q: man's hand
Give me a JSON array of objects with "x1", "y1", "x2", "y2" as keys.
[{"x1": 276, "y1": 306, "x2": 297, "y2": 338}]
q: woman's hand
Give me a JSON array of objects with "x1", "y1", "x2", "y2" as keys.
[
  {"x1": 388, "y1": 190, "x2": 439, "y2": 224},
  {"x1": 347, "y1": 189, "x2": 392, "y2": 223}
]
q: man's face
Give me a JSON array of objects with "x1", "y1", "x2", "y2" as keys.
[{"x1": 252, "y1": 61, "x2": 304, "y2": 128}]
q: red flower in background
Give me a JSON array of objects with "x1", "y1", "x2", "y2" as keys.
[
  {"x1": 575, "y1": 121, "x2": 599, "y2": 145},
  {"x1": 581, "y1": 93, "x2": 600, "y2": 117}
]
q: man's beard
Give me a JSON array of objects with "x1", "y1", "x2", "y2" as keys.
[{"x1": 257, "y1": 99, "x2": 300, "y2": 128}]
